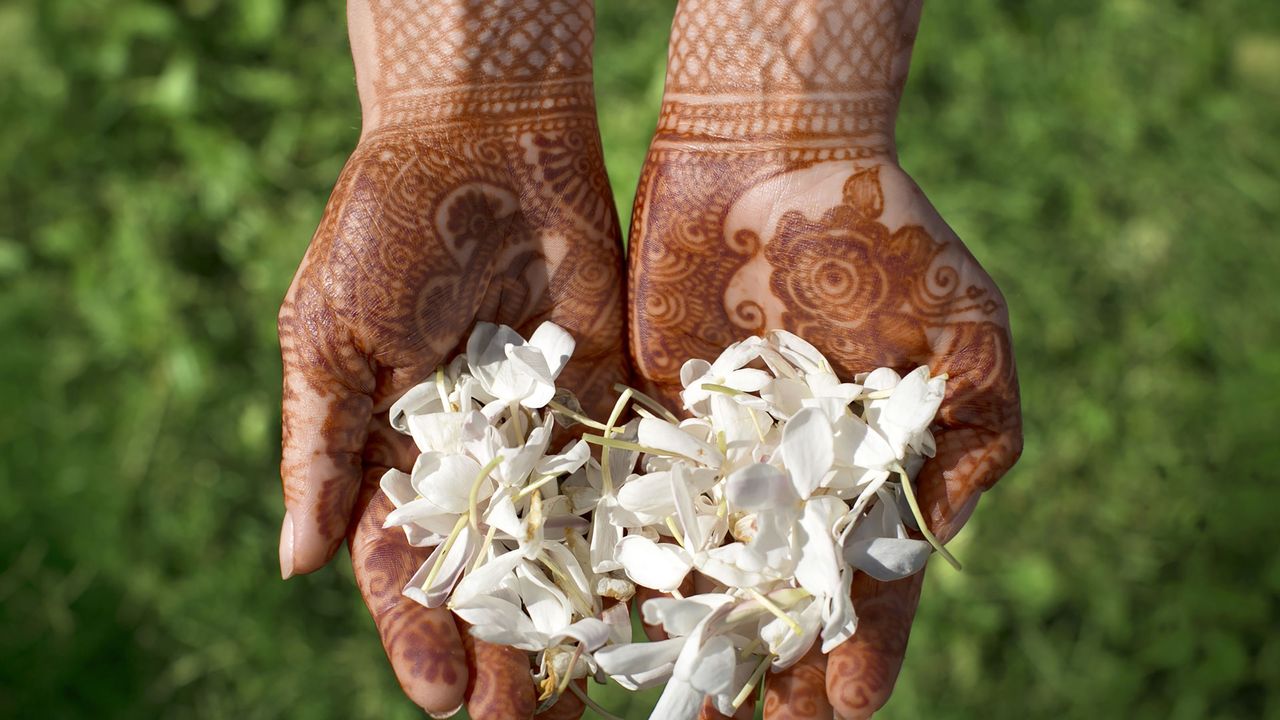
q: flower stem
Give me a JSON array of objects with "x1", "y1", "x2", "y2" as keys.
[
  {"x1": 423, "y1": 515, "x2": 469, "y2": 596},
  {"x1": 895, "y1": 465, "x2": 962, "y2": 571},
  {"x1": 434, "y1": 366, "x2": 451, "y2": 410},
  {"x1": 701, "y1": 382, "x2": 743, "y2": 396},
  {"x1": 582, "y1": 434, "x2": 693, "y2": 462},
  {"x1": 567, "y1": 682, "x2": 625, "y2": 720},
  {"x1": 664, "y1": 515, "x2": 685, "y2": 549},
  {"x1": 613, "y1": 383, "x2": 680, "y2": 424},
  {"x1": 469, "y1": 523, "x2": 497, "y2": 574},
  {"x1": 747, "y1": 588, "x2": 803, "y2": 637},
  {"x1": 601, "y1": 388, "x2": 633, "y2": 495},
  {"x1": 517, "y1": 473, "x2": 558, "y2": 499},
  {"x1": 732, "y1": 652, "x2": 773, "y2": 712},
  {"x1": 467, "y1": 456, "x2": 503, "y2": 534},
  {"x1": 547, "y1": 400, "x2": 611, "y2": 431},
  {"x1": 509, "y1": 401, "x2": 524, "y2": 439}
]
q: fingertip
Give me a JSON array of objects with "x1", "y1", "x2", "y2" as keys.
[
  {"x1": 464, "y1": 637, "x2": 536, "y2": 720},
  {"x1": 825, "y1": 574, "x2": 924, "y2": 720},
  {"x1": 278, "y1": 512, "x2": 295, "y2": 580},
  {"x1": 351, "y1": 490, "x2": 470, "y2": 715}
]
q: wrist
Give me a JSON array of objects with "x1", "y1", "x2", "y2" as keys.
[
  {"x1": 348, "y1": 0, "x2": 598, "y2": 134},
  {"x1": 655, "y1": 0, "x2": 919, "y2": 150}
]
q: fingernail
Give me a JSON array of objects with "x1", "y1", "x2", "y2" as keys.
[
  {"x1": 279, "y1": 512, "x2": 295, "y2": 580},
  {"x1": 427, "y1": 703, "x2": 463, "y2": 719}
]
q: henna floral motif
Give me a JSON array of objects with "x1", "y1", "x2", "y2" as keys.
[
  {"x1": 629, "y1": 2, "x2": 1020, "y2": 718},
  {"x1": 279, "y1": 2, "x2": 622, "y2": 719}
]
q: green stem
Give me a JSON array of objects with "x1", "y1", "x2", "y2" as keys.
[
  {"x1": 613, "y1": 383, "x2": 680, "y2": 424},
  {"x1": 546, "y1": 400, "x2": 611, "y2": 431},
  {"x1": 467, "y1": 456, "x2": 503, "y2": 534},
  {"x1": 423, "y1": 515, "x2": 469, "y2": 596},
  {"x1": 896, "y1": 465, "x2": 962, "y2": 571}
]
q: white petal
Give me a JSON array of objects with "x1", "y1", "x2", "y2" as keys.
[
  {"x1": 548, "y1": 617, "x2": 612, "y2": 652},
  {"x1": 403, "y1": 525, "x2": 476, "y2": 608},
  {"x1": 383, "y1": 497, "x2": 451, "y2": 529},
  {"x1": 536, "y1": 439, "x2": 590, "y2": 477},
  {"x1": 466, "y1": 323, "x2": 532, "y2": 402},
  {"x1": 451, "y1": 548, "x2": 524, "y2": 606},
  {"x1": 589, "y1": 499, "x2": 624, "y2": 573},
  {"x1": 697, "y1": 542, "x2": 771, "y2": 589},
  {"x1": 516, "y1": 562, "x2": 572, "y2": 637},
  {"x1": 389, "y1": 383, "x2": 444, "y2": 433},
  {"x1": 541, "y1": 541, "x2": 595, "y2": 618},
  {"x1": 379, "y1": 468, "x2": 417, "y2": 507},
  {"x1": 616, "y1": 471, "x2": 677, "y2": 523},
  {"x1": 637, "y1": 418, "x2": 723, "y2": 466},
  {"x1": 596, "y1": 637, "x2": 686, "y2": 690},
  {"x1": 767, "y1": 599, "x2": 823, "y2": 670},
  {"x1": 615, "y1": 535, "x2": 692, "y2": 592},
  {"x1": 506, "y1": 344, "x2": 558, "y2": 409},
  {"x1": 862, "y1": 367, "x2": 901, "y2": 392},
  {"x1": 724, "y1": 463, "x2": 795, "y2": 511},
  {"x1": 407, "y1": 412, "x2": 467, "y2": 454},
  {"x1": 782, "y1": 407, "x2": 834, "y2": 497},
  {"x1": 709, "y1": 337, "x2": 763, "y2": 375},
  {"x1": 767, "y1": 329, "x2": 828, "y2": 374},
  {"x1": 452, "y1": 595, "x2": 543, "y2": 652},
  {"x1": 688, "y1": 635, "x2": 737, "y2": 696},
  {"x1": 679, "y1": 359, "x2": 712, "y2": 389},
  {"x1": 640, "y1": 594, "x2": 733, "y2": 637},
  {"x1": 793, "y1": 502, "x2": 842, "y2": 599},
  {"x1": 413, "y1": 452, "x2": 486, "y2": 514},
  {"x1": 526, "y1": 321, "x2": 575, "y2": 379},
  {"x1": 844, "y1": 537, "x2": 932, "y2": 581},
  {"x1": 820, "y1": 570, "x2": 857, "y2": 653},
  {"x1": 723, "y1": 368, "x2": 772, "y2": 392},
  {"x1": 835, "y1": 414, "x2": 897, "y2": 470},
  {"x1": 669, "y1": 463, "x2": 706, "y2": 552}
]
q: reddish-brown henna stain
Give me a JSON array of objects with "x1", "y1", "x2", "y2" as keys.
[
  {"x1": 629, "y1": 1, "x2": 1020, "y2": 718},
  {"x1": 280, "y1": 1, "x2": 619, "y2": 718}
]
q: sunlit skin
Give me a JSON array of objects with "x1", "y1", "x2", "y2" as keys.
[
  {"x1": 628, "y1": 1, "x2": 1022, "y2": 718},
  {"x1": 279, "y1": 1, "x2": 1021, "y2": 718},
  {"x1": 276, "y1": 1, "x2": 623, "y2": 717}
]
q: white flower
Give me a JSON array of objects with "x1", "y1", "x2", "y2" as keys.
[
  {"x1": 678, "y1": 336, "x2": 769, "y2": 415},
  {"x1": 467, "y1": 321, "x2": 575, "y2": 410}
]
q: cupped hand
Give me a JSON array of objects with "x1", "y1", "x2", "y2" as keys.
[
  {"x1": 628, "y1": 114, "x2": 1021, "y2": 720},
  {"x1": 277, "y1": 118, "x2": 624, "y2": 718}
]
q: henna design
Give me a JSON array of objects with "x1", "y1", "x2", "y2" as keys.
[
  {"x1": 762, "y1": 647, "x2": 832, "y2": 720},
  {"x1": 349, "y1": 483, "x2": 470, "y2": 713},
  {"x1": 629, "y1": 2, "x2": 1020, "y2": 716},
  {"x1": 279, "y1": 2, "x2": 623, "y2": 716},
  {"x1": 824, "y1": 573, "x2": 924, "y2": 719}
]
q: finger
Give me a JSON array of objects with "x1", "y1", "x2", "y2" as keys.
[
  {"x1": 534, "y1": 678, "x2": 586, "y2": 720},
  {"x1": 350, "y1": 472, "x2": 469, "y2": 716},
  {"x1": 923, "y1": 320, "x2": 1022, "y2": 543},
  {"x1": 825, "y1": 572, "x2": 925, "y2": 720},
  {"x1": 278, "y1": 279, "x2": 376, "y2": 577},
  {"x1": 460, "y1": 629, "x2": 537, "y2": 720},
  {"x1": 764, "y1": 646, "x2": 832, "y2": 720}
]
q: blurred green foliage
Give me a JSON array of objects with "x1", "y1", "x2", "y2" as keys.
[{"x1": 2, "y1": 0, "x2": 1279, "y2": 718}]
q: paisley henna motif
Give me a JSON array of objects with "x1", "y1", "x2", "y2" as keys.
[
  {"x1": 629, "y1": 2, "x2": 1019, "y2": 718},
  {"x1": 280, "y1": 2, "x2": 620, "y2": 718}
]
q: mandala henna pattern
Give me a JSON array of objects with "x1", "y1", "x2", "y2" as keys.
[
  {"x1": 280, "y1": 2, "x2": 622, "y2": 717},
  {"x1": 629, "y1": 1, "x2": 1020, "y2": 717}
]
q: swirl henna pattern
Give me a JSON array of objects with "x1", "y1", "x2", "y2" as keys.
[
  {"x1": 629, "y1": 1, "x2": 1021, "y2": 718},
  {"x1": 278, "y1": 2, "x2": 623, "y2": 718}
]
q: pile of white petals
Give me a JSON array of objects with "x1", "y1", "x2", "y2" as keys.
[{"x1": 383, "y1": 323, "x2": 953, "y2": 719}]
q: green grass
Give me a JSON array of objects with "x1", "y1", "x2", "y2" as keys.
[{"x1": 2, "y1": 0, "x2": 1279, "y2": 718}]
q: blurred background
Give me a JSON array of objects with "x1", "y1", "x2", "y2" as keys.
[{"x1": 2, "y1": 0, "x2": 1278, "y2": 718}]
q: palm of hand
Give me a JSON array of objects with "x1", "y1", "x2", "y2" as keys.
[
  {"x1": 629, "y1": 154, "x2": 1021, "y2": 718},
  {"x1": 279, "y1": 125, "x2": 624, "y2": 718}
]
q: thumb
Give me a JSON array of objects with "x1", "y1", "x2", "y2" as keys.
[{"x1": 278, "y1": 277, "x2": 375, "y2": 578}]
